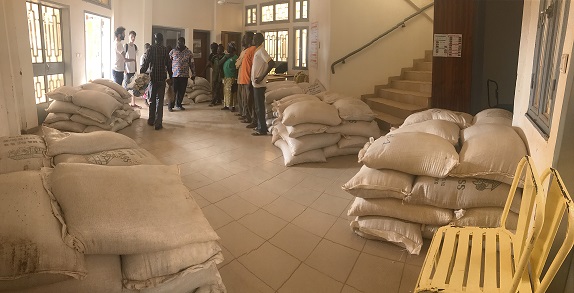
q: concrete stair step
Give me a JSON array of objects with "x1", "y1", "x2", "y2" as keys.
[
  {"x1": 389, "y1": 79, "x2": 432, "y2": 94},
  {"x1": 403, "y1": 70, "x2": 432, "y2": 82},
  {"x1": 364, "y1": 97, "x2": 427, "y2": 119},
  {"x1": 425, "y1": 50, "x2": 433, "y2": 62},
  {"x1": 372, "y1": 110, "x2": 404, "y2": 134},
  {"x1": 378, "y1": 88, "x2": 431, "y2": 107},
  {"x1": 414, "y1": 61, "x2": 432, "y2": 71}
]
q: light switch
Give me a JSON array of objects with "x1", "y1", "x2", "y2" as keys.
[{"x1": 560, "y1": 54, "x2": 569, "y2": 73}]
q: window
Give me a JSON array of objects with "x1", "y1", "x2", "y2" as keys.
[
  {"x1": 260, "y1": 1, "x2": 289, "y2": 23},
  {"x1": 263, "y1": 30, "x2": 289, "y2": 62},
  {"x1": 26, "y1": 2, "x2": 66, "y2": 104},
  {"x1": 294, "y1": 0, "x2": 309, "y2": 21},
  {"x1": 294, "y1": 27, "x2": 308, "y2": 69},
  {"x1": 246, "y1": 5, "x2": 257, "y2": 25},
  {"x1": 527, "y1": 0, "x2": 570, "y2": 137}
]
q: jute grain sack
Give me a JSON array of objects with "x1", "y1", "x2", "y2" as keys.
[
  {"x1": 138, "y1": 260, "x2": 226, "y2": 293},
  {"x1": 0, "y1": 135, "x2": 49, "y2": 174},
  {"x1": 338, "y1": 136, "x2": 369, "y2": 149},
  {"x1": 0, "y1": 171, "x2": 86, "y2": 291},
  {"x1": 407, "y1": 176, "x2": 522, "y2": 212},
  {"x1": 272, "y1": 95, "x2": 319, "y2": 116},
  {"x1": 113, "y1": 109, "x2": 129, "y2": 119},
  {"x1": 402, "y1": 108, "x2": 472, "y2": 129},
  {"x1": 315, "y1": 91, "x2": 351, "y2": 104},
  {"x1": 72, "y1": 90, "x2": 122, "y2": 119},
  {"x1": 348, "y1": 197, "x2": 454, "y2": 226},
  {"x1": 264, "y1": 86, "x2": 304, "y2": 103},
  {"x1": 70, "y1": 114, "x2": 115, "y2": 130},
  {"x1": 351, "y1": 216, "x2": 423, "y2": 255},
  {"x1": 326, "y1": 120, "x2": 381, "y2": 138},
  {"x1": 15, "y1": 255, "x2": 123, "y2": 293},
  {"x1": 91, "y1": 79, "x2": 132, "y2": 99},
  {"x1": 472, "y1": 108, "x2": 513, "y2": 126},
  {"x1": 80, "y1": 82, "x2": 124, "y2": 103},
  {"x1": 450, "y1": 124, "x2": 527, "y2": 185},
  {"x1": 188, "y1": 89, "x2": 211, "y2": 101},
  {"x1": 323, "y1": 145, "x2": 361, "y2": 158},
  {"x1": 42, "y1": 126, "x2": 138, "y2": 156},
  {"x1": 44, "y1": 121, "x2": 87, "y2": 133},
  {"x1": 195, "y1": 94, "x2": 212, "y2": 103},
  {"x1": 46, "y1": 100, "x2": 81, "y2": 114},
  {"x1": 82, "y1": 126, "x2": 105, "y2": 133},
  {"x1": 77, "y1": 107, "x2": 108, "y2": 123},
  {"x1": 43, "y1": 164, "x2": 220, "y2": 254},
  {"x1": 46, "y1": 86, "x2": 81, "y2": 102},
  {"x1": 421, "y1": 225, "x2": 440, "y2": 239},
  {"x1": 388, "y1": 119, "x2": 460, "y2": 146},
  {"x1": 452, "y1": 207, "x2": 518, "y2": 229},
  {"x1": 274, "y1": 139, "x2": 326, "y2": 166},
  {"x1": 190, "y1": 77, "x2": 211, "y2": 89},
  {"x1": 358, "y1": 133, "x2": 459, "y2": 178},
  {"x1": 53, "y1": 148, "x2": 162, "y2": 166},
  {"x1": 275, "y1": 122, "x2": 340, "y2": 155},
  {"x1": 282, "y1": 100, "x2": 342, "y2": 126},
  {"x1": 265, "y1": 80, "x2": 296, "y2": 92},
  {"x1": 333, "y1": 98, "x2": 376, "y2": 121},
  {"x1": 121, "y1": 242, "x2": 222, "y2": 290},
  {"x1": 44, "y1": 113, "x2": 72, "y2": 124},
  {"x1": 110, "y1": 119, "x2": 129, "y2": 132},
  {"x1": 125, "y1": 110, "x2": 141, "y2": 124},
  {"x1": 342, "y1": 165, "x2": 414, "y2": 199},
  {"x1": 285, "y1": 123, "x2": 329, "y2": 138}
]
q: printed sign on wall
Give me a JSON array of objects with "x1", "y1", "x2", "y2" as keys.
[
  {"x1": 433, "y1": 34, "x2": 462, "y2": 57},
  {"x1": 309, "y1": 22, "x2": 319, "y2": 68}
]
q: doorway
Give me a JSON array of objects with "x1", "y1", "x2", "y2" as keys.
[
  {"x1": 193, "y1": 30, "x2": 210, "y2": 79},
  {"x1": 221, "y1": 31, "x2": 242, "y2": 52},
  {"x1": 151, "y1": 26, "x2": 184, "y2": 50},
  {"x1": 84, "y1": 12, "x2": 111, "y2": 82}
]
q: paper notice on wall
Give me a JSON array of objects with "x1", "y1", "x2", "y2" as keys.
[
  {"x1": 433, "y1": 34, "x2": 462, "y2": 57},
  {"x1": 309, "y1": 22, "x2": 319, "y2": 68},
  {"x1": 305, "y1": 79, "x2": 326, "y2": 95}
]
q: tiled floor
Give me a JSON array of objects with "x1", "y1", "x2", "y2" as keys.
[{"x1": 119, "y1": 100, "x2": 427, "y2": 293}]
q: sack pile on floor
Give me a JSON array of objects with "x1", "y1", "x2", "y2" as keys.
[
  {"x1": 187, "y1": 77, "x2": 212, "y2": 104},
  {"x1": 0, "y1": 127, "x2": 226, "y2": 292},
  {"x1": 44, "y1": 79, "x2": 140, "y2": 133},
  {"x1": 125, "y1": 73, "x2": 150, "y2": 97},
  {"x1": 270, "y1": 88, "x2": 380, "y2": 166},
  {"x1": 344, "y1": 108, "x2": 524, "y2": 254}
]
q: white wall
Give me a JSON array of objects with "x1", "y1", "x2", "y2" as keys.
[
  {"x1": 513, "y1": 0, "x2": 574, "y2": 174},
  {"x1": 308, "y1": 0, "x2": 331, "y2": 90}
]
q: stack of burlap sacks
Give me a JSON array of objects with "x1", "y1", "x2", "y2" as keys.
[
  {"x1": 44, "y1": 79, "x2": 141, "y2": 133},
  {"x1": 265, "y1": 83, "x2": 380, "y2": 166},
  {"x1": 0, "y1": 126, "x2": 226, "y2": 293},
  {"x1": 186, "y1": 77, "x2": 213, "y2": 104},
  {"x1": 343, "y1": 108, "x2": 526, "y2": 255}
]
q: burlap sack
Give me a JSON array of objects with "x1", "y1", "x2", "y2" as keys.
[
  {"x1": 190, "y1": 77, "x2": 211, "y2": 90},
  {"x1": 70, "y1": 114, "x2": 115, "y2": 130},
  {"x1": 0, "y1": 135, "x2": 49, "y2": 174},
  {"x1": 407, "y1": 176, "x2": 522, "y2": 212},
  {"x1": 46, "y1": 86, "x2": 81, "y2": 102},
  {"x1": 45, "y1": 100, "x2": 81, "y2": 114},
  {"x1": 326, "y1": 120, "x2": 381, "y2": 138},
  {"x1": 72, "y1": 90, "x2": 122, "y2": 119},
  {"x1": 82, "y1": 126, "x2": 105, "y2": 133},
  {"x1": 44, "y1": 121, "x2": 87, "y2": 133},
  {"x1": 351, "y1": 216, "x2": 423, "y2": 254},
  {"x1": 472, "y1": 108, "x2": 513, "y2": 126},
  {"x1": 285, "y1": 123, "x2": 329, "y2": 138},
  {"x1": 77, "y1": 107, "x2": 108, "y2": 123},
  {"x1": 342, "y1": 165, "x2": 414, "y2": 199},
  {"x1": 315, "y1": 91, "x2": 352, "y2": 104},
  {"x1": 264, "y1": 86, "x2": 304, "y2": 103},
  {"x1": 282, "y1": 100, "x2": 342, "y2": 126},
  {"x1": 42, "y1": 164, "x2": 220, "y2": 254},
  {"x1": 52, "y1": 148, "x2": 161, "y2": 166},
  {"x1": 91, "y1": 79, "x2": 132, "y2": 99},
  {"x1": 80, "y1": 83, "x2": 124, "y2": 103},
  {"x1": 338, "y1": 136, "x2": 369, "y2": 149},
  {"x1": 42, "y1": 126, "x2": 138, "y2": 156},
  {"x1": 110, "y1": 119, "x2": 129, "y2": 132},
  {"x1": 274, "y1": 139, "x2": 326, "y2": 166},
  {"x1": 275, "y1": 122, "x2": 340, "y2": 155},
  {"x1": 138, "y1": 260, "x2": 226, "y2": 293},
  {"x1": 44, "y1": 113, "x2": 72, "y2": 124},
  {"x1": 450, "y1": 124, "x2": 527, "y2": 185},
  {"x1": 348, "y1": 197, "x2": 454, "y2": 226},
  {"x1": 195, "y1": 94, "x2": 212, "y2": 103},
  {"x1": 388, "y1": 119, "x2": 460, "y2": 146},
  {"x1": 358, "y1": 133, "x2": 459, "y2": 178},
  {"x1": 188, "y1": 89, "x2": 211, "y2": 101},
  {"x1": 402, "y1": 108, "x2": 472, "y2": 129},
  {"x1": 125, "y1": 110, "x2": 141, "y2": 124},
  {"x1": 0, "y1": 171, "x2": 86, "y2": 291},
  {"x1": 121, "y1": 242, "x2": 222, "y2": 289},
  {"x1": 421, "y1": 225, "x2": 440, "y2": 239},
  {"x1": 452, "y1": 207, "x2": 518, "y2": 229},
  {"x1": 333, "y1": 98, "x2": 376, "y2": 121},
  {"x1": 272, "y1": 95, "x2": 319, "y2": 117},
  {"x1": 323, "y1": 145, "x2": 361, "y2": 158},
  {"x1": 265, "y1": 80, "x2": 296, "y2": 92}
]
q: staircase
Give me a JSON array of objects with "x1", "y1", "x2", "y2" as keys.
[{"x1": 362, "y1": 50, "x2": 432, "y2": 133}]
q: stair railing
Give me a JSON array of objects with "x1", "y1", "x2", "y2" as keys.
[{"x1": 330, "y1": 2, "x2": 434, "y2": 74}]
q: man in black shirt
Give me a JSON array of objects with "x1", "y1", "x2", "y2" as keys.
[{"x1": 140, "y1": 33, "x2": 173, "y2": 130}]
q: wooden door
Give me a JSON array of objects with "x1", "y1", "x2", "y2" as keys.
[
  {"x1": 221, "y1": 31, "x2": 242, "y2": 51},
  {"x1": 193, "y1": 30, "x2": 210, "y2": 79}
]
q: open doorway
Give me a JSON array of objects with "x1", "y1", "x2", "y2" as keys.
[
  {"x1": 151, "y1": 26, "x2": 184, "y2": 49},
  {"x1": 84, "y1": 12, "x2": 111, "y2": 82},
  {"x1": 193, "y1": 30, "x2": 210, "y2": 79}
]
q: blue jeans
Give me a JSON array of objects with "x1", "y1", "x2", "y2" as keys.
[
  {"x1": 148, "y1": 81, "x2": 166, "y2": 127},
  {"x1": 253, "y1": 86, "x2": 267, "y2": 133},
  {"x1": 112, "y1": 70, "x2": 124, "y2": 85}
]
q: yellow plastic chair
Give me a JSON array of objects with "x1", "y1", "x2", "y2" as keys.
[{"x1": 414, "y1": 156, "x2": 545, "y2": 292}]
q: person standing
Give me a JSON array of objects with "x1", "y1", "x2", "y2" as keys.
[
  {"x1": 169, "y1": 37, "x2": 196, "y2": 112},
  {"x1": 251, "y1": 33, "x2": 275, "y2": 136},
  {"x1": 140, "y1": 33, "x2": 172, "y2": 130},
  {"x1": 140, "y1": 43, "x2": 151, "y2": 106},
  {"x1": 208, "y1": 44, "x2": 225, "y2": 106},
  {"x1": 219, "y1": 42, "x2": 239, "y2": 111},
  {"x1": 124, "y1": 31, "x2": 140, "y2": 108},
  {"x1": 235, "y1": 32, "x2": 253, "y2": 120},
  {"x1": 112, "y1": 27, "x2": 127, "y2": 85},
  {"x1": 237, "y1": 32, "x2": 257, "y2": 128}
]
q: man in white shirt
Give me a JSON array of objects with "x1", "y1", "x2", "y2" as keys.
[
  {"x1": 124, "y1": 31, "x2": 140, "y2": 107},
  {"x1": 251, "y1": 33, "x2": 275, "y2": 136},
  {"x1": 112, "y1": 27, "x2": 127, "y2": 85}
]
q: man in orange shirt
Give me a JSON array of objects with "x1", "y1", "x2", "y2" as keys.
[{"x1": 237, "y1": 32, "x2": 257, "y2": 128}]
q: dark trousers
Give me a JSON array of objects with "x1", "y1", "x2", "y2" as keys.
[
  {"x1": 236, "y1": 84, "x2": 244, "y2": 115},
  {"x1": 211, "y1": 79, "x2": 223, "y2": 105},
  {"x1": 253, "y1": 86, "x2": 267, "y2": 133},
  {"x1": 240, "y1": 84, "x2": 255, "y2": 123},
  {"x1": 112, "y1": 70, "x2": 124, "y2": 85},
  {"x1": 148, "y1": 81, "x2": 166, "y2": 127},
  {"x1": 170, "y1": 77, "x2": 188, "y2": 108}
]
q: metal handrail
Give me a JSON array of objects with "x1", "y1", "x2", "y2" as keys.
[{"x1": 330, "y1": 2, "x2": 434, "y2": 74}]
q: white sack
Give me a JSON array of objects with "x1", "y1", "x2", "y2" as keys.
[
  {"x1": 333, "y1": 98, "x2": 376, "y2": 121},
  {"x1": 315, "y1": 91, "x2": 353, "y2": 104},
  {"x1": 46, "y1": 100, "x2": 81, "y2": 114},
  {"x1": 326, "y1": 120, "x2": 381, "y2": 138},
  {"x1": 452, "y1": 207, "x2": 518, "y2": 229},
  {"x1": 46, "y1": 86, "x2": 81, "y2": 102},
  {"x1": 338, "y1": 136, "x2": 369, "y2": 149},
  {"x1": 275, "y1": 122, "x2": 340, "y2": 155},
  {"x1": 274, "y1": 139, "x2": 326, "y2": 166},
  {"x1": 282, "y1": 100, "x2": 342, "y2": 126},
  {"x1": 91, "y1": 78, "x2": 132, "y2": 99},
  {"x1": 402, "y1": 108, "x2": 473, "y2": 129},
  {"x1": 351, "y1": 216, "x2": 423, "y2": 255},
  {"x1": 323, "y1": 145, "x2": 362, "y2": 158},
  {"x1": 44, "y1": 121, "x2": 87, "y2": 133},
  {"x1": 285, "y1": 123, "x2": 329, "y2": 138},
  {"x1": 52, "y1": 148, "x2": 162, "y2": 166},
  {"x1": 0, "y1": 135, "x2": 49, "y2": 174},
  {"x1": 264, "y1": 86, "x2": 304, "y2": 103},
  {"x1": 80, "y1": 83, "x2": 124, "y2": 103},
  {"x1": 195, "y1": 94, "x2": 212, "y2": 103},
  {"x1": 43, "y1": 126, "x2": 138, "y2": 156},
  {"x1": 342, "y1": 166, "x2": 414, "y2": 199},
  {"x1": 472, "y1": 108, "x2": 513, "y2": 126},
  {"x1": 72, "y1": 90, "x2": 122, "y2": 119},
  {"x1": 44, "y1": 113, "x2": 72, "y2": 124},
  {"x1": 70, "y1": 114, "x2": 115, "y2": 130},
  {"x1": 389, "y1": 119, "x2": 460, "y2": 146}
]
